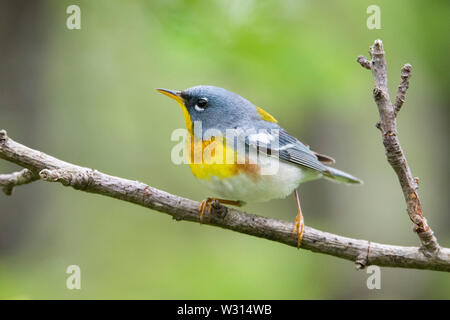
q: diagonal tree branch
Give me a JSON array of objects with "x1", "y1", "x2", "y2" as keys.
[
  {"x1": 1, "y1": 129, "x2": 449, "y2": 272},
  {"x1": 357, "y1": 40, "x2": 440, "y2": 255}
]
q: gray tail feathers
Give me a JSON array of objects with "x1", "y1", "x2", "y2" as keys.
[{"x1": 323, "y1": 166, "x2": 363, "y2": 185}]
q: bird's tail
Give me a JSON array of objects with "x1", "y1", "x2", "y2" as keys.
[{"x1": 323, "y1": 166, "x2": 363, "y2": 185}]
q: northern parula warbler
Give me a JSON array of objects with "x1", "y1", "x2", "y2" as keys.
[{"x1": 157, "y1": 85, "x2": 362, "y2": 246}]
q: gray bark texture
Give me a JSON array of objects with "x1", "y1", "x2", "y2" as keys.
[{"x1": 357, "y1": 40, "x2": 440, "y2": 254}]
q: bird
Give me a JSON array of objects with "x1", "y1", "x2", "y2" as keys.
[{"x1": 156, "y1": 85, "x2": 362, "y2": 247}]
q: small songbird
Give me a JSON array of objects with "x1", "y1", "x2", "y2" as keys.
[{"x1": 157, "y1": 85, "x2": 362, "y2": 246}]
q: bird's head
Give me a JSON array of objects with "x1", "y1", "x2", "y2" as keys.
[{"x1": 156, "y1": 85, "x2": 275, "y2": 136}]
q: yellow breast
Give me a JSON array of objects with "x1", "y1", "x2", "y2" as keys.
[{"x1": 185, "y1": 134, "x2": 260, "y2": 181}]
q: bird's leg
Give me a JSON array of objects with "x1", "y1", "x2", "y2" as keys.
[
  {"x1": 292, "y1": 189, "x2": 305, "y2": 248},
  {"x1": 199, "y1": 197, "x2": 244, "y2": 222}
]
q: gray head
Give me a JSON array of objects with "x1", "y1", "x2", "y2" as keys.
[{"x1": 156, "y1": 85, "x2": 276, "y2": 136}]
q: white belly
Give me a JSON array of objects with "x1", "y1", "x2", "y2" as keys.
[{"x1": 198, "y1": 157, "x2": 321, "y2": 203}]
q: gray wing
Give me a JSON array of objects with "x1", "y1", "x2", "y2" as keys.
[
  {"x1": 244, "y1": 128, "x2": 329, "y2": 173},
  {"x1": 276, "y1": 130, "x2": 328, "y2": 172}
]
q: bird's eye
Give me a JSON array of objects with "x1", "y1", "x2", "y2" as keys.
[{"x1": 194, "y1": 97, "x2": 208, "y2": 111}]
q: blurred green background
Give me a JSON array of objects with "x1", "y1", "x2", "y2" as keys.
[{"x1": 1, "y1": 0, "x2": 449, "y2": 299}]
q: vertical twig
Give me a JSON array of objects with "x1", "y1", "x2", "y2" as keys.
[
  {"x1": 357, "y1": 40, "x2": 440, "y2": 255},
  {"x1": 394, "y1": 64, "x2": 412, "y2": 117}
]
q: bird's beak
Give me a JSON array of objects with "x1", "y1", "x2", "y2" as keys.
[{"x1": 155, "y1": 88, "x2": 185, "y2": 105}]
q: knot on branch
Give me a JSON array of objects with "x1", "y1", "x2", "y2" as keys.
[
  {"x1": 355, "y1": 256, "x2": 367, "y2": 270},
  {"x1": 370, "y1": 39, "x2": 385, "y2": 57},
  {"x1": 384, "y1": 130, "x2": 397, "y2": 138},
  {"x1": 417, "y1": 229, "x2": 440, "y2": 257},
  {"x1": 373, "y1": 87, "x2": 386, "y2": 101},
  {"x1": 355, "y1": 241, "x2": 371, "y2": 270},
  {"x1": 0, "y1": 129, "x2": 8, "y2": 145},
  {"x1": 39, "y1": 168, "x2": 94, "y2": 190},
  {"x1": 411, "y1": 216, "x2": 426, "y2": 231},
  {"x1": 357, "y1": 56, "x2": 371, "y2": 69},
  {"x1": 400, "y1": 64, "x2": 412, "y2": 79},
  {"x1": 375, "y1": 122, "x2": 382, "y2": 130},
  {"x1": 0, "y1": 168, "x2": 37, "y2": 195}
]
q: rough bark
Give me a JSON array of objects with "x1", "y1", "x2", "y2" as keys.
[
  {"x1": 0, "y1": 129, "x2": 449, "y2": 272},
  {"x1": 357, "y1": 40, "x2": 440, "y2": 254},
  {"x1": 0, "y1": 168, "x2": 38, "y2": 195}
]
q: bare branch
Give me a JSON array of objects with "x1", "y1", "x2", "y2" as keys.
[
  {"x1": 0, "y1": 168, "x2": 38, "y2": 195},
  {"x1": 1, "y1": 130, "x2": 449, "y2": 272},
  {"x1": 394, "y1": 64, "x2": 412, "y2": 116},
  {"x1": 0, "y1": 130, "x2": 40, "y2": 195},
  {"x1": 358, "y1": 40, "x2": 440, "y2": 254},
  {"x1": 357, "y1": 55, "x2": 372, "y2": 70}
]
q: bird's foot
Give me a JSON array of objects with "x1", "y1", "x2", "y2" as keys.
[
  {"x1": 199, "y1": 197, "x2": 244, "y2": 223},
  {"x1": 292, "y1": 189, "x2": 304, "y2": 248},
  {"x1": 292, "y1": 212, "x2": 304, "y2": 248}
]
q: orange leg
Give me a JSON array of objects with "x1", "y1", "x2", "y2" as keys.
[
  {"x1": 292, "y1": 189, "x2": 305, "y2": 248},
  {"x1": 199, "y1": 197, "x2": 244, "y2": 222}
]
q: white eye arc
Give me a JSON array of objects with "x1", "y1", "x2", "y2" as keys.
[
  {"x1": 194, "y1": 97, "x2": 208, "y2": 111},
  {"x1": 194, "y1": 104, "x2": 205, "y2": 112}
]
